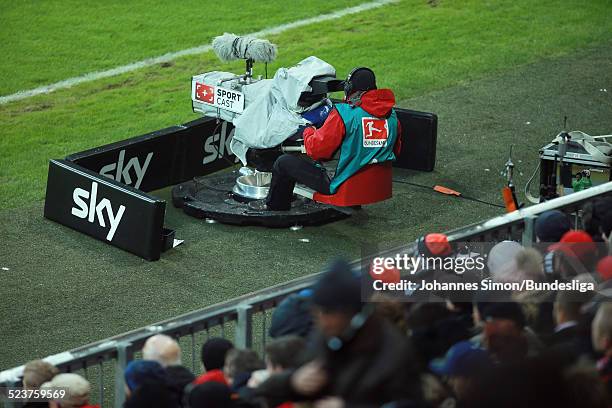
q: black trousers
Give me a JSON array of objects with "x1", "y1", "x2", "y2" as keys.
[{"x1": 266, "y1": 154, "x2": 332, "y2": 210}]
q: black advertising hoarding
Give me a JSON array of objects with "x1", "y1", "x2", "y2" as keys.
[
  {"x1": 44, "y1": 160, "x2": 166, "y2": 260},
  {"x1": 66, "y1": 117, "x2": 238, "y2": 192},
  {"x1": 65, "y1": 125, "x2": 185, "y2": 192},
  {"x1": 45, "y1": 116, "x2": 238, "y2": 261},
  {"x1": 394, "y1": 108, "x2": 437, "y2": 172}
]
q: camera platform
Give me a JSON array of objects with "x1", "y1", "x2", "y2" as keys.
[{"x1": 171, "y1": 170, "x2": 349, "y2": 227}]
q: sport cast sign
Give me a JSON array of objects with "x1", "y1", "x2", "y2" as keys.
[{"x1": 193, "y1": 82, "x2": 245, "y2": 114}]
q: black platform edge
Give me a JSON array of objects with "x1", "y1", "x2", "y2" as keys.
[{"x1": 171, "y1": 172, "x2": 349, "y2": 228}]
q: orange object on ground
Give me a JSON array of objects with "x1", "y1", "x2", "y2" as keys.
[
  {"x1": 502, "y1": 186, "x2": 518, "y2": 212},
  {"x1": 433, "y1": 185, "x2": 461, "y2": 196},
  {"x1": 313, "y1": 162, "x2": 393, "y2": 206}
]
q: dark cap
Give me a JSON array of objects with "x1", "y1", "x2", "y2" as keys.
[
  {"x1": 430, "y1": 340, "x2": 492, "y2": 377},
  {"x1": 124, "y1": 360, "x2": 166, "y2": 392},
  {"x1": 344, "y1": 67, "x2": 377, "y2": 97},
  {"x1": 480, "y1": 302, "x2": 526, "y2": 328},
  {"x1": 535, "y1": 210, "x2": 571, "y2": 242},
  {"x1": 269, "y1": 290, "x2": 313, "y2": 338},
  {"x1": 311, "y1": 259, "x2": 362, "y2": 313},
  {"x1": 201, "y1": 338, "x2": 234, "y2": 371}
]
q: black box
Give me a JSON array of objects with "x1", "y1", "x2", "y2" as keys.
[{"x1": 394, "y1": 108, "x2": 437, "y2": 172}]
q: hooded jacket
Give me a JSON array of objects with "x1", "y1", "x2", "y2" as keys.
[
  {"x1": 246, "y1": 315, "x2": 422, "y2": 408},
  {"x1": 303, "y1": 89, "x2": 401, "y2": 161},
  {"x1": 166, "y1": 365, "x2": 196, "y2": 407}
]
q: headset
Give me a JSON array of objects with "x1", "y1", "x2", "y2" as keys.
[
  {"x1": 544, "y1": 250, "x2": 557, "y2": 277},
  {"x1": 544, "y1": 248, "x2": 593, "y2": 280},
  {"x1": 343, "y1": 67, "x2": 376, "y2": 101},
  {"x1": 326, "y1": 304, "x2": 375, "y2": 351},
  {"x1": 182, "y1": 381, "x2": 197, "y2": 408}
]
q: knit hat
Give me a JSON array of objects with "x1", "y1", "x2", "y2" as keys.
[
  {"x1": 201, "y1": 338, "x2": 234, "y2": 371},
  {"x1": 124, "y1": 360, "x2": 166, "y2": 392},
  {"x1": 311, "y1": 259, "x2": 362, "y2": 313},
  {"x1": 535, "y1": 210, "x2": 571, "y2": 242}
]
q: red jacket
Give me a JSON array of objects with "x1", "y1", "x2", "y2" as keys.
[
  {"x1": 303, "y1": 89, "x2": 402, "y2": 161},
  {"x1": 193, "y1": 368, "x2": 228, "y2": 386}
]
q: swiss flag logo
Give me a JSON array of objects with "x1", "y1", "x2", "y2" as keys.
[
  {"x1": 362, "y1": 118, "x2": 389, "y2": 147},
  {"x1": 195, "y1": 83, "x2": 215, "y2": 104}
]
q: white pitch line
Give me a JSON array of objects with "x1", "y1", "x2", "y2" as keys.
[{"x1": 0, "y1": 0, "x2": 398, "y2": 105}]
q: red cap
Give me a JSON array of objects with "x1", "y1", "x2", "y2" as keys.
[
  {"x1": 597, "y1": 256, "x2": 612, "y2": 281},
  {"x1": 560, "y1": 230, "x2": 594, "y2": 244},
  {"x1": 369, "y1": 261, "x2": 401, "y2": 284},
  {"x1": 424, "y1": 233, "x2": 453, "y2": 257},
  {"x1": 548, "y1": 230, "x2": 596, "y2": 262}
]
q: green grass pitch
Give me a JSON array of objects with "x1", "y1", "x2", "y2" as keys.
[{"x1": 0, "y1": 0, "x2": 611, "y2": 370}]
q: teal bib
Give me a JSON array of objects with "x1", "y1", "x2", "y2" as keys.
[{"x1": 330, "y1": 104, "x2": 398, "y2": 193}]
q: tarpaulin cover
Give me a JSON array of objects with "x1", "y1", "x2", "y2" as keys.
[{"x1": 231, "y1": 56, "x2": 336, "y2": 164}]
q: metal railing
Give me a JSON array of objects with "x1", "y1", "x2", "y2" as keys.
[
  {"x1": 1, "y1": 181, "x2": 610, "y2": 407},
  {"x1": 0, "y1": 270, "x2": 320, "y2": 407},
  {"x1": 445, "y1": 181, "x2": 611, "y2": 244}
]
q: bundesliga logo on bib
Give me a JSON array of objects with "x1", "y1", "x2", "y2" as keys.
[{"x1": 362, "y1": 117, "x2": 389, "y2": 147}]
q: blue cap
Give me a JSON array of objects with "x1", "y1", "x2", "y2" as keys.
[
  {"x1": 429, "y1": 341, "x2": 492, "y2": 377},
  {"x1": 535, "y1": 210, "x2": 570, "y2": 242},
  {"x1": 124, "y1": 360, "x2": 166, "y2": 391},
  {"x1": 269, "y1": 292, "x2": 313, "y2": 338},
  {"x1": 298, "y1": 288, "x2": 313, "y2": 297}
]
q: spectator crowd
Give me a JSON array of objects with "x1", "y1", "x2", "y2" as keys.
[{"x1": 12, "y1": 196, "x2": 612, "y2": 407}]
